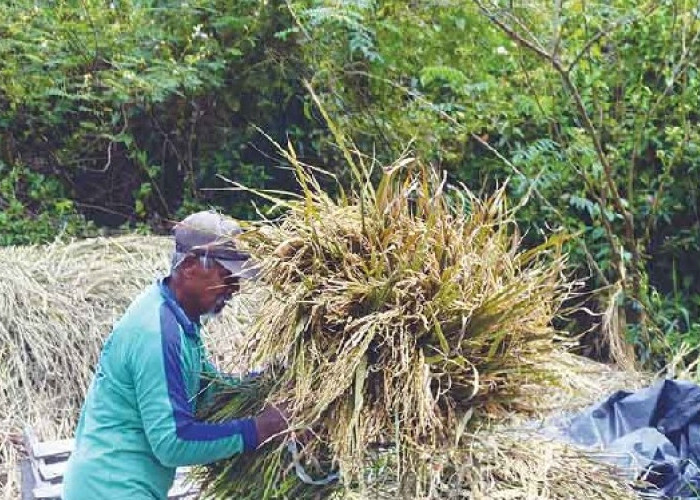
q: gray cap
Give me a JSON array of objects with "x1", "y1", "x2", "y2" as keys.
[{"x1": 173, "y1": 210, "x2": 256, "y2": 278}]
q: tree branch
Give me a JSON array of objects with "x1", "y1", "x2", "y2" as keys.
[
  {"x1": 551, "y1": 0, "x2": 564, "y2": 59},
  {"x1": 473, "y1": 1, "x2": 553, "y2": 62},
  {"x1": 473, "y1": 0, "x2": 647, "y2": 299},
  {"x1": 473, "y1": 0, "x2": 628, "y2": 219},
  {"x1": 566, "y1": 10, "x2": 646, "y2": 74}
]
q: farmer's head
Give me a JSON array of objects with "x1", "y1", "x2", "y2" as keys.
[{"x1": 170, "y1": 210, "x2": 256, "y2": 319}]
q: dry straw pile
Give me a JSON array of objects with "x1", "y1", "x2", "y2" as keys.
[
  {"x1": 195, "y1": 146, "x2": 641, "y2": 499},
  {"x1": 0, "y1": 235, "x2": 250, "y2": 497}
]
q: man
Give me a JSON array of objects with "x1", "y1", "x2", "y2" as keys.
[{"x1": 63, "y1": 210, "x2": 287, "y2": 499}]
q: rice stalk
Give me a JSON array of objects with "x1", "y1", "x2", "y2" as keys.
[
  {"x1": 601, "y1": 281, "x2": 637, "y2": 371},
  {"x1": 197, "y1": 152, "x2": 591, "y2": 497}
]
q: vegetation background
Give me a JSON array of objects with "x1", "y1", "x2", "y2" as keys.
[{"x1": 1, "y1": 0, "x2": 699, "y2": 371}]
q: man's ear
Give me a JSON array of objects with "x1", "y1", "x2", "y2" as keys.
[{"x1": 178, "y1": 255, "x2": 200, "y2": 277}]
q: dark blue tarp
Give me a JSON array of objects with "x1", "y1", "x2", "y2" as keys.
[{"x1": 549, "y1": 379, "x2": 700, "y2": 498}]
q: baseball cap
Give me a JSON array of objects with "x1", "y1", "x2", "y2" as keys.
[{"x1": 172, "y1": 210, "x2": 257, "y2": 279}]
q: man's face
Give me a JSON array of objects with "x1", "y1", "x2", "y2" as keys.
[{"x1": 185, "y1": 257, "x2": 240, "y2": 317}]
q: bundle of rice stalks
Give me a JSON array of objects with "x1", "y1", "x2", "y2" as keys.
[
  {"x1": 200, "y1": 389, "x2": 640, "y2": 499},
  {"x1": 197, "y1": 150, "x2": 585, "y2": 497}
]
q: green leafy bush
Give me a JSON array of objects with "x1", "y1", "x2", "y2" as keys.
[{"x1": 0, "y1": 161, "x2": 93, "y2": 245}]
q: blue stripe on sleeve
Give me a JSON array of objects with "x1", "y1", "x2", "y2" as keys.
[{"x1": 159, "y1": 303, "x2": 258, "y2": 451}]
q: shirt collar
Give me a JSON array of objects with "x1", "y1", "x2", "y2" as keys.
[{"x1": 158, "y1": 277, "x2": 200, "y2": 338}]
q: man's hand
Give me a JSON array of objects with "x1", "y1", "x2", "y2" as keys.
[{"x1": 253, "y1": 402, "x2": 290, "y2": 447}]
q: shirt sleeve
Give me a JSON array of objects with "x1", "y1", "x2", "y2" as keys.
[{"x1": 128, "y1": 303, "x2": 258, "y2": 468}]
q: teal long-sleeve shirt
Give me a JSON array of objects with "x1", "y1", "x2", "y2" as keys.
[{"x1": 62, "y1": 279, "x2": 257, "y2": 499}]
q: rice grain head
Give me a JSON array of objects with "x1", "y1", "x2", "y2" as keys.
[{"x1": 201, "y1": 153, "x2": 585, "y2": 497}]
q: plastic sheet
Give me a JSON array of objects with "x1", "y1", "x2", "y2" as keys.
[{"x1": 549, "y1": 379, "x2": 700, "y2": 498}]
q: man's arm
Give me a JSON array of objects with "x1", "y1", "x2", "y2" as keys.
[{"x1": 128, "y1": 307, "x2": 286, "y2": 468}]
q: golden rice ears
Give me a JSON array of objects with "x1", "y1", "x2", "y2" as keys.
[{"x1": 211, "y1": 146, "x2": 576, "y2": 493}]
